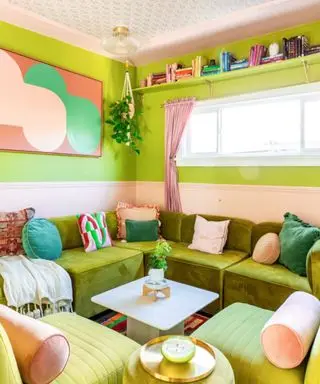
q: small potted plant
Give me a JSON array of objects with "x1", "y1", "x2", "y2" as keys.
[{"x1": 148, "y1": 241, "x2": 172, "y2": 283}]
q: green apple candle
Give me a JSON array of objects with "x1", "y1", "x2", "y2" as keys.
[{"x1": 161, "y1": 337, "x2": 196, "y2": 363}]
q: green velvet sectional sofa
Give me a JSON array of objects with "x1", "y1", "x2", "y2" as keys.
[{"x1": 0, "y1": 210, "x2": 318, "y2": 318}]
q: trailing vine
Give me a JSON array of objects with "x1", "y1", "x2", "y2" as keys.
[{"x1": 106, "y1": 95, "x2": 142, "y2": 154}]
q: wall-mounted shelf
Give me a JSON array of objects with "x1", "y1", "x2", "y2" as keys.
[{"x1": 133, "y1": 53, "x2": 320, "y2": 94}]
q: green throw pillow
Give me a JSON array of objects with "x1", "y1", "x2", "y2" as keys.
[
  {"x1": 125, "y1": 219, "x2": 159, "y2": 242},
  {"x1": 279, "y1": 212, "x2": 320, "y2": 276},
  {"x1": 22, "y1": 218, "x2": 62, "y2": 260}
]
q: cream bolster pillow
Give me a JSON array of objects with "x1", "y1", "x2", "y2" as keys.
[
  {"x1": 261, "y1": 292, "x2": 320, "y2": 369},
  {"x1": 0, "y1": 305, "x2": 70, "y2": 384}
]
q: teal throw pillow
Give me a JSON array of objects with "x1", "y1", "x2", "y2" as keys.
[
  {"x1": 125, "y1": 219, "x2": 159, "y2": 242},
  {"x1": 22, "y1": 218, "x2": 62, "y2": 260},
  {"x1": 279, "y1": 212, "x2": 320, "y2": 276}
]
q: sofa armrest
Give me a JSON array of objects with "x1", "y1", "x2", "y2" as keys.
[{"x1": 307, "y1": 239, "x2": 320, "y2": 298}]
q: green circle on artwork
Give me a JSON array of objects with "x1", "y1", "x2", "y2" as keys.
[{"x1": 66, "y1": 96, "x2": 101, "y2": 154}]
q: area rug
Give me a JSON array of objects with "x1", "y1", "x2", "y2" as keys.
[{"x1": 98, "y1": 312, "x2": 209, "y2": 336}]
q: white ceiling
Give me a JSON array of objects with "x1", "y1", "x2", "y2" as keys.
[
  {"x1": 8, "y1": 0, "x2": 268, "y2": 40},
  {"x1": 2, "y1": 0, "x2": 320, "y2": 65}
]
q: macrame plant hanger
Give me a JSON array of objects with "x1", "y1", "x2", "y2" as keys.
[
  {"x1": 122, "y1": 60, "x2": 135, "y2": 118},
  {"x1": 121, "y1": 60, "x2": 135, "y2": 145}
]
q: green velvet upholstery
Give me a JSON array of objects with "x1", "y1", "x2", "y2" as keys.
[
  {"x1": 159, "y1": 211, "x2": 186, "y2": 242},
  {"x1": 50, "y1": 216, "x2": 82, "y2": 250},
  {"x1": 305, "y1": 326, "x2": 320, "y2": 384},
  {"x1": 251, "y1": 222, "x2": 283, "y2": 250},
  {"x1": 155, "y1": 242, "x2": 248, "y2": 314},
  {"x1": 181, "y1": 214, "x2": 254, "y2": 253},
  {"x1": 56, "y1": 247, "x2": 144, "y2": 318},
  {"x1": 105, "y1": 211, "x2": 118, "y2": 240},
  {"x1": 41, "y1": 312, "x2": 140, "y2": 383},
  {"x1": 0, "y1": 323, "x2": 22, "y2": 384},
  {"x1": 224, "y1": 258, "x2": 311, "y2": 311},
  {"x1": 192, "y1": 303, "x2": 307, "y2": 384},
  {"x1": 113, "y1": 240, "x2": 162, "y2": 254},
  {"x1": 307, "y1": 239, "x2": 320, "y2": 299}
]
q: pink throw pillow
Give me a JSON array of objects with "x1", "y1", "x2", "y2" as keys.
[
  {"x1": 0, "y1": 305, "x2": 70, "y2": 384},
  {"x1": 252, "y1": 233, "x2": 280, "y2": 265},
  {"x1": 116, "y1": 202, "x2": 160, "y2": 239},
  {"x1": 188, "y1": 215, "x2": 230, "y2": 254},
  {"x1": 261, "y1": 291, "x2": 320, "y2": 369}
]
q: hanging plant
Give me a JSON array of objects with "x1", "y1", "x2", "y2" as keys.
[
  {"x1": 106, "y1": 61, "x2": 142, "y2": 155},
  {"x1": 106, "y1": 95, "x2": 142, "y2": 154}
]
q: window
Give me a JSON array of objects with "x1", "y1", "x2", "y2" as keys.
[{"x1": 177, "y1": 83, "x2": 320, "y2": 166}]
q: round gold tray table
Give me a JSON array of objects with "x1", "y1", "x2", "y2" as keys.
[{"x1": 123, "y1": 339, "x2": 235, "y2": 384}]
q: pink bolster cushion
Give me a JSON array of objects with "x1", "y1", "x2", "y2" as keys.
[
  {"x1": 261, "y1": 292, "x2": 320, "y2": 369},
  {"x1": 0, "y1": 305, "x2": 70, "y2": 384}
]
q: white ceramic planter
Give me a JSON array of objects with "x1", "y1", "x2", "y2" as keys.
[{"x1": 148, "y1": 268, "x2": 164, "y2": 283}]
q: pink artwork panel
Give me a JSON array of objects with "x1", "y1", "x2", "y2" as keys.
[{"x1": 0, "y1": 48, "x2": 103, "y2": 157}]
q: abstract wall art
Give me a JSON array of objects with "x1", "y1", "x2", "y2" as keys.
[{"x1": 0, "y1": 48, "x2": 103, "y2": 157}]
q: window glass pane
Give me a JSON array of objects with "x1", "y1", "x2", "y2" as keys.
[
  {"x1": 189, "y1": 112, "x2": 217, "y2": 153},
  {"x1": 220, "y1": 100, "x2": 301, "y2": 154},
  {"x1": 304, "y1": 99, "x2": 320, "y2": 149}
]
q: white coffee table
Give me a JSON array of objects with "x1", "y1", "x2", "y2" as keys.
[{"x1": 91, "y1": 277, "x2": 219, "y2": 344}]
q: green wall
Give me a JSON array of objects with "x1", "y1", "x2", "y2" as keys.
[
  {"x1": 136, "y1": 20, "x2": 320, "y2": 186},
  {"x1": 0, "y1": 22, "x2": 136, "y2": 182}
]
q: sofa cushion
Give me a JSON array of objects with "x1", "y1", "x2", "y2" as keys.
[
  {"x1": 113, "y1": 240, "x2": 162, "y2": 254},
  {"x1": 224, "y1": 258, "x2": 311, "y2": 311},
  {"x1": 105, "y1": 211, "x2": 118, "y2": 240},
  {"x1": 0, "y1": 322, "x2": 22, "y2": 384},
  {"x1": 159, "y1": 211, "x2": 186, "y2": 242},
  {"x1": 169, "y1": 242, "x2": 248, "y2": 270},
  {"x1": 305, "y1": 326, "x2": 320, "y2": 384},
  {"x1": 156, "y1": 242, "x2": 248, "y2": 314},
  {"x1": 252, "y1": 222, "x2": 282, "y2": 250},
  {"x1": 50, "y1": 216, "x2": 82, "y2": 250},
  {"x1": 56, "y1": 247, "x2": 144, "y2": 318},
  {"x1": 41, "y1": 312, "x2": 139, "y2": 384},
  {"x1": 192, "y1": 303, "x2": 306, "y2": 384},
  {"x1": 181, "y1": 214, "x2": 253, "y2": 253}
]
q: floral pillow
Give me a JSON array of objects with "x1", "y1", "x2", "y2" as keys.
[
  {"x1": 0, "y1": 208, "x2": 35, "y2": 256},
  {"x1": 77, "y1": 212, "x2": 112, "y2": 252}
]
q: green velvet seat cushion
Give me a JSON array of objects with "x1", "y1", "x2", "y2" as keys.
[
  {"x1": 42, "y1": 312, "x2": 139, "y2": 384},
  {"x1": 151, "y1": 242, "x2": 248, "y2": 314},
  {"x1": 159, "y1": 211, "x2": 186, "y2": 242},
  {"x1": 224, "y1": 258, "x2": 311, "y2": 311},
  {"x1": 181, "y1": 214, "x2": 254, "y2": 253},
  {"x1": 279, "y1": 213, "x2": 320, "y2": 276},
  {"x1": 168, "y1": 242, "x2": 248, "y2": 270},
  {"x1": 0, "y1": 323, "x2": 22, "y2": 384},
  {"x1": 125, "y1": 219, "x2": 159, "y2": 242},
  {"x1": 56, "y1": 247, "x2": 144, "y2": 318},
  {"x1": 192, "y1": 303, "x2": 306, "y2": 384},
  {"x1": 113, "y1": 240, "x2": 164, "y2": 254},
  {"x1": 23, "y1": 218, "x2": 62, "y2": 260}
]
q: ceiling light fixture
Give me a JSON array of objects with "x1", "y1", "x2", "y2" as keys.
[{"x1": 102, "y1": 26, "x2": 142, "y2": 57}]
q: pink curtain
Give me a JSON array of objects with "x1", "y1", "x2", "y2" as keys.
[{"x1": 165, "y1": 98, "x2": 195, "y2": 212}]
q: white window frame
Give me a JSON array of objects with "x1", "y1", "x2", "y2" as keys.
[{"x1": 177, "y1": 82, "x2": 320, "y2": 167}]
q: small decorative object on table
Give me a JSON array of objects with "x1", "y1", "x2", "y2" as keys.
[
  {"x1": 139, "y1": 335, "x2": 216, "y2": 382},
  {"x1": 161, "y1": 336, "x2": 196, "y2": 363},
  {"x1": 143, "y1": 241, "x2": 172, "y2": 300}
]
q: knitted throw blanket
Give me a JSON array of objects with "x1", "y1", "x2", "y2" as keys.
[{"x1": 0, "y1": 255, "x2": 73, "y2": 318}]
